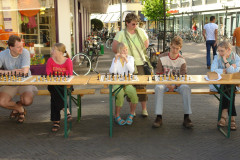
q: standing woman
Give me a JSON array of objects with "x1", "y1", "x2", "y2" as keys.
[
  {"x1": 46, "y1": 43, "x2": 73, "y2": 132},
  {"x1": 112, "y1": 12, "x2": 151, "y2": 117},
  {"x1": 210, "y1": 41, "x2": 240, "y2": 130}
]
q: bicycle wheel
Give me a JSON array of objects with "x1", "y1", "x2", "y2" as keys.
[
  {"x1": 106, "y1": 38, "x2": 113, "y2": 49},
  {"x1": 71, "y1": 53, "x2": 91, "y2": 75},
  {"x1": 90, "y1": 49, "x2": 99, "y2": 72}
]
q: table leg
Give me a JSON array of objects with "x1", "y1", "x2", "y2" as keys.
[
  {"x1": 109, "y1": 85, "x2": 113, "y2": 137},
  {"x1": 64, "y1": 86, "x2": 68, "y2": 138}
]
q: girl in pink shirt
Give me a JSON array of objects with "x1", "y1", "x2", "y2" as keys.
[{"x1": 46, "y1": 43, "x2": 73, "y2": 132}]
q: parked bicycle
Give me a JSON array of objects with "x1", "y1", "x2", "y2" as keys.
[
  {"x1": 105, "y1": 32, "x2": 116, "y2": 49},
  {"x1": 72, "y1": 37, "x2": 100, "y2": 75}
]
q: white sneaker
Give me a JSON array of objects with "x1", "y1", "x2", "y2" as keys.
[{"x1": 142, "y1": 110, "x2": 148, "y2": 117}]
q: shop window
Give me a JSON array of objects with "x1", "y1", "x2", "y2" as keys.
[{"x1": 0, "y1": 0, "x2": 56, "y2": 65}]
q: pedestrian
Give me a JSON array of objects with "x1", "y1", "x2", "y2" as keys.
[
  {"x1": 202, "y1": 16, "x2": 218, "y2": 69},
  {"x1": 192, "y1": 22, "x2": 198, "y2": 38},
  {"x1": 0, "y1": 35, "x2": 38, "y2": 123},
  {"x1": 109, "y1": 43, "x2": 138, "y2": 125},
  {"x1": 232, "y1": 26, "x2": 240, "y2": 55},
  {"x1": 152, "y1": 36, "x2": 193, "y2": 129},
  {"x1": 112, "y1": 12, "x2": 152, "y2": 117},
  {"x1": 46, "y1": 43, "x2": 73, "y2": 132}
]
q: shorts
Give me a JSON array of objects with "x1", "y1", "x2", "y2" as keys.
[{"x1": 0, "y1": 85, "x2": 38, "y2": 98}]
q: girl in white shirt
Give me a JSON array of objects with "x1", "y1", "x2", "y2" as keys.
[{"x1": 109, "y1": 43, "x2": 138, "y2": 125}]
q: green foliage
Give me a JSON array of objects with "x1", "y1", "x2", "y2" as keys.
[
  {"x1": 142, "y1": 0, "x2": 170, "y2": 21},
  {"x1": 91, "y1": 19, "x2": 103, "y2": 31}
]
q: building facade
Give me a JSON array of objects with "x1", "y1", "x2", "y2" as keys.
[
  {"x1": 0, "y1": 0, "x2": 109, "y2": 65},
  {"x1": 168, "y1": 0, "x2": 240, "y2": 37}
]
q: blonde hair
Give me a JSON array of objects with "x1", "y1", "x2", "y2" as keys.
[
  {"x1": 54, "y1": 43, "x2": 69, "y2": 58},
  {"x1": 117, "y1": 43, "x2": 127, "y2": 53},
  {"x1": 171, "y1": 36, "x2": 183, "y2": 48},
  {"x1": 218, "y1": 41, "x2": 232, "y2": 50}
]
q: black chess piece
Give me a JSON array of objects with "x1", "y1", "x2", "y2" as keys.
[
  {"x1": 3, "y1": 73, "x2": 5, "y2": 77},
  {"x1": 152, "y1": 75, "x2": 155, "y2": 81},
  {"x1": 68, "y1": 74, "x2": 70, "y2": 78},
  {"x1": 11, "y1": 71, "x2": 13, "y2": 76},
  {"x1": 22, "y1": 73, "x2": 24, "y2": 77},
  {"x1": 105, "y1": 73, "x2": 107, "y2": 78},
  {"x1": 112, "y1": 73, "x2": 114, "y2": 78},
  {"x1": 25, "y1": 73, "x2": 28, "y2": 77}
]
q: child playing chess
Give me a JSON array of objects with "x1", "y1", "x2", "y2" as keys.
[
  {"x1": 109, "y1": 43, "x2": 138, "y2": 125},
  {"x1": 46, "y1": 43, "x2": 73, "y2": 132}
]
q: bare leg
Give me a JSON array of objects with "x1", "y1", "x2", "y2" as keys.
[
  {"x1": 130, "y1": 103, "x2": 137, "y2": 115},
  {"x1": 141, "y1": 101, "x2": 147, "y2": 111},
  {"x1": 115, "y1": 106, "x2": 121, "y2": 117},
  {"x1": 0, "y1": 92, "x2": 24, "y2": 112}
]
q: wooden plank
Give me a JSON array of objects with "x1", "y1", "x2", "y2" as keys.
[
  {"x1": 36, "y1": 89, "x2": 95, "y2": 96},
  {"x1": 100, "y1": 88, "x2": 240, "y2": 95}
]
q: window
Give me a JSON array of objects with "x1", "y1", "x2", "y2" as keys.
[{"x1": 0, "y1": 0, "x2": 56, "y2": 65}]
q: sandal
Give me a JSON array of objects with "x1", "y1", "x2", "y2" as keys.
[
  {"x1": 126, "y1": 114, "x2": 134, "y2": 125},
  {"x1": 9, "y1": 110, "x2": 19, "y2": 119},
  {"x1": 16, "y1": 108, "x2": 26, "y2": 124},
  {"x1": 231, "y1": 121, "x2": 237, "y2": 131},
  {"x1": 51, "y1": 122, "x2": 60, "y2": 132},
  {"x1": 115, "y1": 116, "x2": 125, "y2": 125},
  {"x1": 217, "y1": 116, "x2": 227, "y2": 127},
  {"x1": 67, "y1": 113, "x2": 72, "y2": 122}
]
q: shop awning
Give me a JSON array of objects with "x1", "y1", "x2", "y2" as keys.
[
  {"x1": 109, "y1": 13, "x2": 120, "y2": 23},
  {"x1": 103, "y1": 13, "x2": 114, "y2": 23},
  {"x1": 99, "y1": 14, "x2": 108, "y2": 22}
]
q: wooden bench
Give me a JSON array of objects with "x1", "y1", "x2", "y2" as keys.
[
  {"x1": 37, "y1": 89, "x2": 95, "y2": 121},
  {"x1": 100, "y1": 88, "x2": 240, "y2": 95}
]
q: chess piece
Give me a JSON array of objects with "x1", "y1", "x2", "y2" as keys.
[
  {"x1": 163, "y1": 74, "x2": 166, "y2": 80},
  {"x1": 98, "y1": 73, "x2": 100, "y2": 80},
  {"x1": 160, "y1": 75, "x2": 162, "y2": 81},
  {"x1": 60, "y1": 76, "x2": 62, "y2": 81},
  {"x1": 189, "y1": 76, "x2": 191, "y2": 81},
  {"x1": 36, "y1": 76, "x2": 38, "y2": 82},
  {"x1": 124, "y1": 73, "x2": 127, "y2": 80},
  {"x1": 185, "y1": 74, "x2": 187, "y2": 81}
]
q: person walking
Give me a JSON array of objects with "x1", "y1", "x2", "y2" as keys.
[
  {"x1": 202, "y1": 16, "x2": 218, "y2": 69},
  {"x1": 232, "y1": 26, "x2": 240, "y2": 55},
  {"x1": 112, "y1": 12, "x2": 151, "y2": 117}
]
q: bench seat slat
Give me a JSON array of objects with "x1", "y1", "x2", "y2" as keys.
[
  {"x1": 37, "y1": 89, "x2": 95, "y2": 96},
  {"x1": 100, "y1": 88, "x2": 240, "y2": 95}
]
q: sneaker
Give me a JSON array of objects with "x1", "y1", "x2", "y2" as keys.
[
  {"x1": 152, "y1": 117, "x2": 162, "y2": 128},
  {"x1": 133, "y1": 112, "x2": 136, "y2": 117},
  {"x1": 183, "y1": 118, "x2": 194, "y2": 128},
  {"x1": 142, "y1": 110, "x2": 148, "y2": 117}
]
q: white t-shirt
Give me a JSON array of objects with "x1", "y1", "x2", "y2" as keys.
[
  {"x1": 109, "y1": 55, "x2": 135, "y2": 75},
  {"x1": 204, "y1": 23, "x2": 218, "y2": 41}
]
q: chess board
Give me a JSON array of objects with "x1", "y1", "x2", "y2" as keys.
[
  {"x1": 100, "y1": 74, "x2": 139, "y2": 82},
  {"x1": 0, "y1": 76, "x2": 32, "y2": 82},
  {"x1": 31, "y1": 76, "x2": 74, "y2": 83},
  {"x1": 153, "y1": 75, "x2": 196, "y2": 82}
]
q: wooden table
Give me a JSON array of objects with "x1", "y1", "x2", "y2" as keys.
[
  {"x1": 0, "y1": 75, "x2": 91, "y2": 138},
  {"x1": 88, "y1": 75, "x2": 239, "y2": 138}
]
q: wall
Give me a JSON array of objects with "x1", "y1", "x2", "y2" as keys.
[{"x1": 57, "y1": 0, "x2": 71, "y2": 56}]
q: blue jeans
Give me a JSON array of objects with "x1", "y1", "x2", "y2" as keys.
[{"x1": 206, "y1": 40, "x2": 217, "y2": 67}]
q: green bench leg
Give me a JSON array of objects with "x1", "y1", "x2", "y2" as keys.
[{"x1": 77, "y1": 95, "x2": 81, "y2": 122}]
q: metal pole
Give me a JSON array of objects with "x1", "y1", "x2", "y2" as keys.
[
  {"x1": 120, "y1": 0, "x2": 122, "y2": 30},
  {"x1": 224, "y1": 6, "x2": 228, "y2": 37},
  {"x1": 163, "y1": 0, "x2": 166, "y2": 52}
]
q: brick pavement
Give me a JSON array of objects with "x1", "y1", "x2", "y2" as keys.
[{"x1": 0, "y1": 41, "x2": 240, "y2": 160}]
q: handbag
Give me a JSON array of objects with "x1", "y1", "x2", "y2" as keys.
[
  {"x1": 143, "y1": 62, "x2": 152, "y2": 75},
  {"x1": 124, "y1": 29, "x2": 153, "y2": 75}
]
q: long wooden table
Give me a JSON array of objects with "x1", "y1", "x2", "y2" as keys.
[
  {"x1": 0, "y1": 75, "x2": 91, "y2": 138},
  {"x1": 88, "y1": 75, "x2": 239, "y2": 138}
]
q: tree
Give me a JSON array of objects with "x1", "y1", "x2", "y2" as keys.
[
  {"x1": 91, "y1": 19, "x2": 103, "y2": 31},
  {"x1": 142, "y1": 0, "x2": 170, "y2": 21}
]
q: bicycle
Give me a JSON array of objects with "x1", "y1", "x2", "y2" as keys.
[
  {"x1": 146, "y1": 43, "x2": 158, "y2": 68},
  {"x1": 72, "y1": 39, "x2": 100, "y2": 75}
]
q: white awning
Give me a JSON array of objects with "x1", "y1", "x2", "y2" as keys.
[
  {"x1": 103, "y1": 13, "x2": 114, "y2": 23},
  {"x1": 99, "y1": 14, "x2": 108, "y2": 22},
  {"x1": 109, "y1": 12, "x2": 120, "y2": 23}
]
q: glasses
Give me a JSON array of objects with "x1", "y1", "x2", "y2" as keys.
[{"x1": 131, "y1": 23, "x2": 138, "y2": 26}]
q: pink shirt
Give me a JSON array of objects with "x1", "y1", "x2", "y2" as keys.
[{"x1": 46, "y1": 57, "x2": 73, "y2": 76}]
